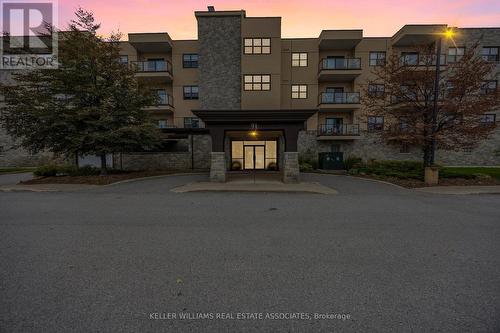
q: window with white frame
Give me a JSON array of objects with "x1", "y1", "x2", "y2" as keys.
[
  {"x1": 291, "y1": 53, "x2": 307, "y2": 67},
  {"x1": 291, "y1": 85, "x2": 307, "y2": 99},
  {"x1": 244, "y1": 38, "x2": 271, "y2": 54},
  {"x1": 244, "y1": 75, "x2": 271, "y2": 91}
]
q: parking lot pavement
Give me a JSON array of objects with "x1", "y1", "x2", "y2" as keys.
[{"x1": 0, "y1": 173, "x2": 499, "y2": 332}]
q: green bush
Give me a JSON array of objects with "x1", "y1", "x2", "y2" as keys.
[
  {"x1": 440, "y1": 167, "x2": 500, "y2": 180},
  {"x1": 357, "y1": 160, "x2": 424, "y2": 179},
  {"x1": 299, "y1": 156, "x2": 318, "y2": 172},
  {"x1": 299, "y1": 161, "x2": 314, "y2": 172},
  {"x1": 343, "y1": 156, "x2": 363, "y2": 170},
  {"x1": 34, "y1": 164, "x2": 107, "y2": 177},
  {"x1": 33, "y1": 165, "x2": 60, "y2": 177}
]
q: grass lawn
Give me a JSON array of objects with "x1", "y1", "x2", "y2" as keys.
[
  {"x1": 0, "y1": 167, "x2": 35, "y2": 175},
  {"x1": 440, "y1": 167, "x2": 500, "y2": 180}
]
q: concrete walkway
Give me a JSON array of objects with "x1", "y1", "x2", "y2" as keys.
[
  {"x1": 415, "y1": 185, "x2": 500, "y2": 195},
  {"x1": 171, "y1": 179, "x2": 337, "y2": 194}
]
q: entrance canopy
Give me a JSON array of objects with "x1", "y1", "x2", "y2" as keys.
[{"x1": 192, "y1": 109, "x2": 316, "y2": 151}]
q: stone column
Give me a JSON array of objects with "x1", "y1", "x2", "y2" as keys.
[
  {"x1": 283, "y1": 152, "x2": 299, "y2": 183},
  {"x1": 210, "y1": 152, "x2": 226, "y2": 182}
]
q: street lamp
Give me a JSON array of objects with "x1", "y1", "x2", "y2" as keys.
[{"x1": 430, "y1": 28, "x2": 455, "y2": 166}]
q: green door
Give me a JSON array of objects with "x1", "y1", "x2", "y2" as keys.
[{"x1": 319, "y1": 152, "x2": 344, "y2": 170}]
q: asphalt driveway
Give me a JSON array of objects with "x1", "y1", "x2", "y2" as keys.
[{"x1": 0, "y1": 173, "x2": 499, "y2": 332}]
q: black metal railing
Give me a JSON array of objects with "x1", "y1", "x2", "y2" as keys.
[
  {"x1": 319, "y1": 57, "x2": 361, "y2": 70},
  {"x1": 318, "y1": 124, "x2": 360, "y2": 136},
  {"x1": 319, "y1": 92, "x2": 360, "y2": 104},
  {"x1": 131, "y1": 60, "x2": 172, "y2": 73}
]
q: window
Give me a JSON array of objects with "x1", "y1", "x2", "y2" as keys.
[
  {"x1": 183, "y1": 86, "x2": 198, "y2": 99},
  {"x1": 399, "y1": 118, "x2": 409, "y2": 132},
  {"x1": 447, "y1": 47, "x2": 464, "y2": 63},
  {"x1": 119, "y1": 55, "x2": 128, "y2": 64},
  {"x1": 401, "y1": 52, "x2": 419, "y2": 65},
  {"x1": 184, "y1": 117, "x2": 201, "y2": 128},
  {"x1": 158, "y1": 120, "x2": 167, "y2": 129},
  {"x1": 399, "y1": 143, "x2": 410, "y2": 154},
  {"x1": 183, "y1": 54, "x2": 198, "y2": 68},
  {"x1": 367, "y1": 116, "x2": 384, "y2": 131},
  {"x1": 480, "y1": 80, "x2": 497, "y2": 94},
  {"x1": 463, "y1": 147, "x2": 473, "y2": 154},
  {"x1": 368, "y1": 84, "x2": 385, "y2": 97},
  {"x1": 244, "y1": 38, "x2": 271, "y2": 54},
  {"x1": 292, "y1": 53, "x2": 307, "y2": 67},
  {"x1": 480, "y1": 114, "x2": 496, "y2": 124},
  {"x1": 482, "y1": 47, "x2": 499, "y2": 62},
  {"x1": 244, "y1": 75, "x2": 271, "y2": 91},
  {"x1": 291, "y1": 85, "x2": 307, "y2": 99},
  {"x1": 369, "y1": 51, "x2": 386, "y2": 66}
]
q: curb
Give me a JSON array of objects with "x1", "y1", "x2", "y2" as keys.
[{"x1": 102, "y1": 172, "x2": 208, "y2": 187}]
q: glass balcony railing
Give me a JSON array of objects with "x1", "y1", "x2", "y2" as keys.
[
  {"x1": 319, "y1": 92, "x2": 360, "y2": 104},
  {"x1": 399, "y1": 54, "x2": 447, "y2": 66},
  {"x1": 131, "y1": 60, "x2": 172, "y2": 73},
  {"x1": 319, "y1": 58, "x2": 361, "y2": 70},
  {"x1": 318, "y1": 124, "x2": 360, "y2": 136},
  {"x1": 156, "y1": 93, "x2": 173, "y2": 106}
]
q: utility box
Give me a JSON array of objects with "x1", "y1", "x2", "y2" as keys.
[{"x1": 318, "y1": 152, "x2": 344, "y2": 170}]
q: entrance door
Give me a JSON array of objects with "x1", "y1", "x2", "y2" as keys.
[{"x1": 244, "y1": 145, "x2": 265, "y2": 170}]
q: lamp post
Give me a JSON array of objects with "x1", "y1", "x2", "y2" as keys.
[{"x1": 425, "y1": 29, "x2": 454, "y2": 185}]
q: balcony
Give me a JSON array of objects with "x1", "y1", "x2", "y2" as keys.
[
  {"x1": 318, "y1": 92, "x2": 361, "y2": 110},
  {"x1": 131, "y1": 60, "x2": 173, "y2": 83},
  {"x1": 318, "y1": 58, "x2": 362, "y2": 82},
  {"x1": 144, "y1": 93, "x2": 174, "y2": 113},
  {"x1": 399, "y1": 54, "x2": 447, "y2": 69},
  {"x1": 317, "y1": 124, "x2": 360, "y2": 140}
]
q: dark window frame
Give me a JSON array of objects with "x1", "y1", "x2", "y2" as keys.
[
  {"x1": 183, "y1": 85, "x2": 199, "y2": 100},
  {"x1": 480, "y1": 80, "x2": 497, "y2": 94},
  {"x1": 243, "y1": 74, "x2": 271, "y2": 91},
  {"x1": 367, "y1": 116, "x2": 384, "y2": 132},
  {"x1": 291, "y1": 52, "x2": 308, "y2": 67},
  {"x1": 447, "y1": 47, "x2": 465, "y2": 63},
  {"x1": 368, "y1": 83, "x2": 385, "y2": 97},
  {"x1": 480, "y1": 114, "x2": 496, "y2": 123},
  {"x1": 119, "y1": 55, "x2": 128, "y2": 64},
  {"x1": 369, "y1": 51, "x2": 386, "y2": 66},
  {"x1": 291, "y1": 84, "x2": 308, "y2": 99},
  {"x1": 184, "y1": 117, "x2": 201, "y2": 128},
  {"x1": 182, "y1": 54, "x2": 198, "y2": 68},
  {"x1": 482, "y1": 47, "x2": 499, "y2": 62},
  {"x1": 243, "y1": 38, "x2": 271, "y2": 55}
]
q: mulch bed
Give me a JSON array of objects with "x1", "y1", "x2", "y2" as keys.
[
  {"x1": 354, "y1": 174, "x2": 500, "y2": 188},
  {"x1": 19, "y1": 171, "x2": 196, "y2": 186}
]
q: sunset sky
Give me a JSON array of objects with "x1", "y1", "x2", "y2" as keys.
[{"x1": 57, "y1": 0, "x2": 500, "y2": 39}]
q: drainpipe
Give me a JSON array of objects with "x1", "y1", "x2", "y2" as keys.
[{"x1": 191, "y1": 134, "x2": 194, "y2": 170}]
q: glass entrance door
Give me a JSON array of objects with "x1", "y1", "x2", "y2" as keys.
[
  {"x1": 231, "y1": 140, "x2": 277, "y2": 171},
  {"x1": 244, "y1": 145, "x2": 265, "y2": 170}
]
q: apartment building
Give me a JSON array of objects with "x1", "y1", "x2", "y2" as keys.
[
  {"x1": 112, "y1": 8, "x2": 499, "y2": 182},
  {"x1": 1, "y1": 8, "x2": 499, "y2": 181}
]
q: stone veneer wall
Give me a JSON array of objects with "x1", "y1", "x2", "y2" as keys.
[
  {"x1": 114, "y1": 134, "x2": 211, "y2": 171},
  {"x1": 298, "y1": 128, "x2": 500, "y2": 166},
  {"x1": 197, "y1": 15, "x2": 241, "y2": 110}
]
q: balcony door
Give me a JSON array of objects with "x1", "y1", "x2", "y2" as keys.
[
  {"x1": 325, "y1": 117, "x2": 343, "y2": 134},
  {"x1": 326, "y1": 87, "x2": 344, "y2": 103},
  {"x1": 326, "y1": 56, "x2": 345, "y2": 69}
]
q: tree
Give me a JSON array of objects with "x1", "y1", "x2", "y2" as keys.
[
  {"x1": 0, "y1": 8, "x2": 159, "y2": 174},
  {"x1": 362, "y1": 43, "x2": 499, "y2": 168}
]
